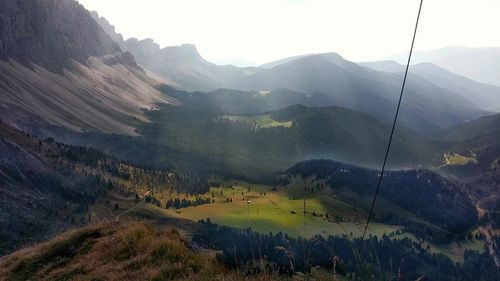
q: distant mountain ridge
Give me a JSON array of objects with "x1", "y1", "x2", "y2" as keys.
[
  {"x1": 91, "y1": 12, "x2": 259, "y2": 91},
  {"x1": 361, "y1": 60, "x2": 500, "y2": 112},
  {"x1": 392, "y1": 46, "x2": 500, "y2": 87},
  {"x1": 237, "y1": 53, "x2": 485, "y2": 133},
  {"x1": 90, "y1": 12, "x2": 493, "y2": 134}
]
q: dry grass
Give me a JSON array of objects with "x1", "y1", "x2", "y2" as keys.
[{"x1": 0, "y1": 222, "x2": 293, "y2": 281}]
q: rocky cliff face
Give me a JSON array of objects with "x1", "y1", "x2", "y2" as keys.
[
  {"x1": 0, "y1": 0, "x2": 176, "y2": 135},
  {"x1": 0, "y1": 0, "x2": 121, "y2": 73}
]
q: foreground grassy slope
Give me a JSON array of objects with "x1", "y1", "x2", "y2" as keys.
[
  {"x1": 1, "y1": 222, "x2": 352, "y2": 281},
  {"x1": 0, "y1": 222, "x2": 268, "y2": 281}
]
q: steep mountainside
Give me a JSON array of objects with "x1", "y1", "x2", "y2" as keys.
[
  {"x1": 0, "y1": 0, "x2": 176, "y2": 135},
  {"x1": 0, "y1": 0, "x2": 119, "y2": 72},
  {"x1": 0, "y1": 122, "x2": 107, "y2": 254},
  {"x1": 0, "y1": 121, "x2": 200, "y2": 255}
]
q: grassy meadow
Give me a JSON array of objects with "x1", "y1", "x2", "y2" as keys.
[{"x1": 121, "y1": 177, "x2": 401, "y2": 238}]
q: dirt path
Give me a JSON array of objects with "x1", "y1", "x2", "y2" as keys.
[{"x1": 115, "y1": 190, "x2": 150, "y2": 222}]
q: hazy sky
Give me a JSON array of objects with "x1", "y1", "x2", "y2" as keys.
[{"x1": 78, "y1": 0, "x2": 500, "y2": 66}]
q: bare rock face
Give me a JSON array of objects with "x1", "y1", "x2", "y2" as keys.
[
  {"x1": 0, "y1": 0, "x2": 175, "y2": 136},
  {"x1": 103, "y1": 51, "x2": 144, "y2": 72},
  {"x1": 0, "y1": 0, "x2": 121, "y2": 73},
  {"x1": 124, "y1": 38, "x2": 161, "y2": 65},
  {"x1": 89, "y1": 10, "x2": 125, "y2": 49}
]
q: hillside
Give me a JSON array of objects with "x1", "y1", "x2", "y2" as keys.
[
  {"x1": 0, "y1": 0, "x2": 176, "y2": 136},
  {"x1": 0, "y1": 122, "x2": 204, "y2": 255},
  {"x1": 0, "y1": 223, "x2": 241, "y2": 281},
  {"x1": 80, "y1": 101, "x2": 426, "y2": 178},
  {"x1": 439, "y1": 113, "x2": 500, "y2": 195},
  {"x1": 287, "y1": 159, "x2": 478, "y2": 242}
]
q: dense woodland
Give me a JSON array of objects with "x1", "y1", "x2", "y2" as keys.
[{"x1": 62, "y1": 96, "x2": 428, "y2": 181}]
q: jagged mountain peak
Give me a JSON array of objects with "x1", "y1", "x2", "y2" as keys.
[{"x1": 159, "y1": 44, "x2": 205, "y2": 63}]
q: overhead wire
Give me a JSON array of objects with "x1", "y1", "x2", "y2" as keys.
[{"x1": 362, "y1": 0, "x2": 424, "y2": 240}]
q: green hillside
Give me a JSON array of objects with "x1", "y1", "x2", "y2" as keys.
[{"x1": 129, "y1": 103, "x2": 426, "y2": 177}]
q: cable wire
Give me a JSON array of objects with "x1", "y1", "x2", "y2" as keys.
[{"x1": 362, "y1": 0, "x2": 424, "y2": 240}]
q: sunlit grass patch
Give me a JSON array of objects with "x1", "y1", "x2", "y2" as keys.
[
  {"x1": 219, "y1": 114, "x2": 293, "y2": 130},
  {"x1": 443, "y1": 152, "x2": 477, "y2": 166}
]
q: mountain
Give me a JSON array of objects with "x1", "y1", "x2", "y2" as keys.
[
  {"x1": 259, "y1": 53, "x2": 313, "y2": 68},
  {"x1": 236, "y1": 53, "x2": 485, "y2": 133},
  {"x1": 91, "y1": 97, "x2": 427, "y2": 177},
  {"x1": 411, "y1": 63, "x2": 500, "y2": 112},
  {"x1": 413, "y1": 63, "x2": 500, "y2": 111},
  {"x1": 0, "y1": 0, "x2": 176, "y2": 136},
  {"x1": 361, "y1": 61, "x2": 500, "y2": 112},
  {"x1": 392, "y1": 46, "x2": 500, "y2": 87},
  {"x1": 359, "y1": 60, "x2": 405, "y2": 73},
  {"x1": 0, "y1": 0, "x2": 119, "y2": 72},
  {"x1": 90, "y1": 11, "x2": 258, "y2": 92},
  {"x1": 90, "y1": 14, "x2": 489, "y2": 133}
]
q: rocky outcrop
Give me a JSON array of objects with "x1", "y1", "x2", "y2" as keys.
[
  {"x1": 102, "y1": 51, "x2": 143, "y2": 72},
  {"x1": 0, "y1": 0, "x2": 121, "y2": 73}
]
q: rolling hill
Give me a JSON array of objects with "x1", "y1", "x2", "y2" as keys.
[{"x1": 96, "y1": 100, "x2": 427, "y2": 177}]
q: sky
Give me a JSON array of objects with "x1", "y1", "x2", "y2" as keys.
[{"x1": 77, "y1": 0, "x2": 500, "y2": 66}]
